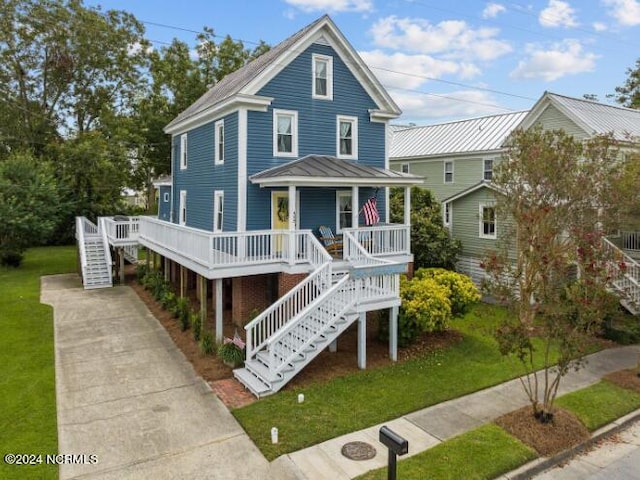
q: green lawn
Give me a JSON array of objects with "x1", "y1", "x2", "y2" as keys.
[
  {"x1": 356, "y1": 424, "x2": 536, "y2": 480},
  {"x1": 234, "y1": 303, "x2": 560, "y2": 460},
  {"x1": 0, "y1": 246, "x2": 77, "y2": 480},
  {"x1": 556, "y1": 380, "x2": 640, "y2": 431}
]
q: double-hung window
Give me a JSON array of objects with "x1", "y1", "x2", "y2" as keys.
[
  {"x1": 479, "y1": 204, "x2": 496, "y2": 239},
  {"x1": 483, "y1": 159, "x2": 493, "y2": 181},
  {"x1": 213, "y1": 191, "x2": 224, "y2": 232},
  {"x1": 443, "y1": 202, "x2": 451, "y2": 226},
  {"x1": 444, "y1": 161, "x2": 454, "y2": 183},
  {"x1": 179, "y1": 190, "x2": 187, "y2": 225},
  {"x1": 401, "y1": 163, "x2": 410, "y2": 174},
  {"x1": 312, "y1": 54, "x2": 333, "y2": 100},
  {"x1": 273, "y1": 109, "x2": 298, "y2": 157},
  {"x1": 215, "y1": 120, "x2": 224, "y2": 165},
  {"x1": 337, "y1": 116, "x2": 357, "y2": 159},
  {"x1": 336, "y1": 191, "x2": 353, "y2": 233},
  {"x1": 180, "y1": 134, "x2": 188, "y2": 170}
]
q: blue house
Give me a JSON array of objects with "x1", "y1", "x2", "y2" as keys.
[{"x1": 79, "y1": 15, "x2": 422, "y2": 396}]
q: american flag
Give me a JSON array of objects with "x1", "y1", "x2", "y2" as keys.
[{"x1": 362, "y1": 196, "x2": 379, "y2": 226}]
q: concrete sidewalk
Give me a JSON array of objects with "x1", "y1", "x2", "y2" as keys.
[
  {"x1": 42, "y1": 274, "x2": 269, "y2": 480},
  {"x1": 273, "y1": 344, "x2": 640, "y2": 479}
]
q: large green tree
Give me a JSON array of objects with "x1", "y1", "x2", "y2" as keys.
[
  {"x1": 484, "y1": 127, "x2": 630, "y2": 423},
  {"x1": 612, "y1": 58, "x2": 640, "y2": 109}
]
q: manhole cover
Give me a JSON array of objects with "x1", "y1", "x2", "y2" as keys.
[{"x1": 341, "y1": 441, "x2": 377, "y2": 460}]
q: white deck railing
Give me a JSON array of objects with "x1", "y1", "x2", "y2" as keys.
[
  {"x1": 101, "y1": 216, "x2": 140, "y2": 244},
  {"x1": 621, "y1": 231, "x2": 640, "y2": 253},
  {"x1": 75, "y1": 217, "x2": 90, "y2": 277},
  {"x1": 99, "y1": 218, "x2": 113, "y2": 282},
  {"x1": 343, "y1": 224, "x2": 409, "y2": 258},
  {"x1": 603, "y1": 237, "x2": 640, "y2": 306}
]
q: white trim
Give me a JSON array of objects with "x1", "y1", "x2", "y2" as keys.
[
  {"x1": 336, "y1": 190, "x2": 353, "y2": 233},
  {"x1": 401, "y1": 163, "x2": 410, "y2": 174},
  {"x1": 479, "y1": 203, "x2": 497, "y2": 239},
  {"x1": 180, "y1": 134, "x2": 188, "y2": 170},
  {"x1": 312, "y1": 53, "x2": 333, "y2": 100},
  {"x1": 163, "y1": 192, "x2": 170, "y2": 202},
  {"x1": 214, "y1": 119, "x2": 224, "y2": 165},
  {"x1": 336, "y1": 115, "x2": 358, "y2": 160},
  {"x1": 273, "y1": 109, "x2": 298, "y2": 157},
  {"x1": 213, "y1": 190, "x2": 224, "y2": 232},
  {"x1": 443, "y1": 202, "x2": 451, "y2": 227},
  {"x1": 179, "y1": 190, "x2": 187, "y2": 225},
  {"x1": 237, "y1": 108, "x2": 247, "y2": 232},
  {"x1": 483, "y1": 158, "x2": 493, "y2": 181},
  {"x1": 444, "y1": 160, "x2": 454, "y2": 184},
  {"x1": 251, "y1": 176, "x2": 423, "y2": 188}
]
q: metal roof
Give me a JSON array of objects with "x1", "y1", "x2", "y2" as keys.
[
  {"x1": 390, "y1": 110, "x2": 528, "y2": 159},
  {"x1": 249, "y1": 155, "x2": 422, "y2": 187},
  {"x1": 543, "y1": 92, "x2": 640, "y2": 141}
]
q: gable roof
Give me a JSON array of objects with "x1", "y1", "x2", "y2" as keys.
[
  {"x1": 249, "y1": 155, "x2": 423, "y2": 187},
  {"x1": 441, "y1": 180, "x2": 502, "y2": 204},
  {"x1": 165, "y1": 15, "x2": 401, "y2": 134},
  {"x1": 390, "y1": 110, "x2": 528, "y2": 160},
  {"x1": 519, "y1": 92, "x2": 640, "y2": 142}
]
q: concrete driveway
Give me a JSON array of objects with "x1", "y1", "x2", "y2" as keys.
[{"x1": 42, "y1": 274, "x2": 269, "y2": 480}]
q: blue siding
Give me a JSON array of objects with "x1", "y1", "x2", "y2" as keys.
[
  {"x1": 158, "y1": 185, "x2": 172, "y2": 221},
  {"x1": 246, "y1": 43, "x2": 386, "y2": 231},
  {"x1": 172, "y1": 112, "x2": 239, "y2": 231}
]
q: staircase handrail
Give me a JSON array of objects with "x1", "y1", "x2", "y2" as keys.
[
  {"x1": 99, "y1": 217, "x2": 113, "y2": 284},
  {"x1": 75, "y1": 217, "x2": 88, "y2": 281},
  {"x1": 266, "y1": 274, "x2": 355, "y2": 374},
  {"x1": 603, "y1": 237, "x2": 640, "y2": 273},
  {"x1": 244, "y1": 261, "x2": 332, "y2": 358}
]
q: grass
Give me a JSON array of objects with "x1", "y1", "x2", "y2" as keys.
[
  {"x1": 234, "y1": 303, "x2": 561, "y2": 460},
  {"x1": 0, "y1": 246, "x2": 77, "y2": 480},
  {"x1": 356, "y1": 424, "x2": 536, "y2": 480},
  {"x1": 556, "y1": 380, "x2": 640, "y2": 431}
]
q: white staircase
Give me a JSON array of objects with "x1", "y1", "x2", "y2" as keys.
[
  {"x1": 603, "y1": 238, "x2": 640, "y2": 315},
  {"x1": 76, "y1": 217, "x2": 113, "y2": 289}
]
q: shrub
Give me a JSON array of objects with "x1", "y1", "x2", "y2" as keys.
[
  {"x1": 414, "y1": 268, "x2": 480, "y2": 316},
  {"x1": 160, "y1": 291, "x2": 177, "y2": 311},
  {"x1": 173, "y1": 297, "x2": 189, "y2": 320},
  {"x1": 200, "y1": 332, "x2": 215, "y2": 355},
  {"x1": 400, "y1": 275, "x2": 452, "y2": 333},
  {"x1": 190, "y1": 312, "x2": 202, "y2": 341},
  {"x1": 217, "y1": 340, "x2": 245, "y2": 367},
  {"x1": 136, "y1": 263, "x2": 149, "y2": 282},
  {"x1": 1, "y1": 251, "x2": 24, "y2": 267}
]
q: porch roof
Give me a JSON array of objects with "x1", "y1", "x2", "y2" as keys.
[{"x1": 249, "y1": 155, "x2": 423, "y2": 187}]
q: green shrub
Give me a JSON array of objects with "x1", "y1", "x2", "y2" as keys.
[
  {"x1": 173, "y1": 297, "x2": 189, "y2": 320},
  {"x1": 400, "y1": 275, "x2": 452, "y2": 333},
  {"x1": 414, "y1": 268, "x2": 480, "y2": 316},
  {"x1": 217, "y1": 340, "x2": 245, "y2": 366},
  {"x1": 160, "y1": 291, "x2": 177, "y2": 311},
  {"x1": 190, "y1": 312, "x2": 202, "y2": 341},
  {"x1": 136, "y1": 263, "x2": 149, "y2": 282},
  {"x1": 200, "y1": 332, "x2": 215, "y2": 355}
]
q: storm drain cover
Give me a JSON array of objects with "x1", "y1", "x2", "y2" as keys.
[{"x1": 341, "y1": 441, "x2": 377, "y2": 461}]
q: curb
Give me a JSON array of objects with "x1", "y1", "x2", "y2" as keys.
[{"x1": 505, "y1": 408, "x2": 640, "y2": 479}]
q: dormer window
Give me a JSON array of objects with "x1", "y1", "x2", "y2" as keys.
[{"x1": 312, "y1": 54, "x2": 333, "y2": 100}]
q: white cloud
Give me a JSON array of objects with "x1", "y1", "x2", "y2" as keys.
[
  {"x1": 510, "y1": 40, "x2": 598, "y2": 81},
  {"x1": 389, "y1": 89, "x2": 508, "y2": 122},
  {"x1": 369, "y1": 16, "x2": 512, "y2": 61},
  {"x1": 360, "y1": 50, "x2": 481, "y2": 90},
  {"x1": 539, "y1": 0, "x2": 578, "y2": 28},
  {"x1": 284, "y1": 0, "x2": 373, "y2": 13},
  {"x1": 593, "y1": 21, "x2": 608, "y2": 31},
  {"x1": 482, "y1": 3, "x2": 506, "y2": 19},
  {"x1": 602, "y1": 0, "x2": 640, "y2": 26}
]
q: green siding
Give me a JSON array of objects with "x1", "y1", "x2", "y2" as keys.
[
  {"x1": 534, "y1": 104, "x2": 589, "y2": 140},
  {"x1": 451, "y1": 187, "x2": 501, "y2": 259}
]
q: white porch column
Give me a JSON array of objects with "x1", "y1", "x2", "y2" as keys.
[
  {"x1": 389, "y1": 306, "x2": 398, "y2": 362},
  {"x1": 357, "y1": 312, "x2": 366, "y2": 369},
  {"x1": 215, "y1": 279, "x2": 223, "y2": 343},
  {"x1": 351, "y1": 186, "x2": 359, "y2": 230},
  {"x1": 288, "y1": 184, "x2": 296, "y2": 265},
  {"x1": 404, "y1": 186, "x2": 411, "y2": 253}
]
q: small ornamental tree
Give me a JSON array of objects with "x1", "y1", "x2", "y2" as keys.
[{"x1": 484, "y1": 127, "x2": 631, "y2": 423}]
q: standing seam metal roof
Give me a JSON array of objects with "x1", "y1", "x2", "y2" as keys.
[{"x1": 390, "y1": 110, "x2": 529, "y2": 159}]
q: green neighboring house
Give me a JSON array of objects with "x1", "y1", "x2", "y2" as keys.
[{"x1": 391, "y1": 92, "x2": 640, "y2": 306}]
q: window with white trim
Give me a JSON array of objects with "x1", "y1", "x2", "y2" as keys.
[
  {"x1": 163, "y1": 192, "x2": 169, "y2": 202},
  {"x1": 336, "y1": 191, "x2": 353, "y2": 233},
  {"x1": 443, "y1": 202, "x2": 451, "y2": 226},
  {"x1": 180, "y1": 134, "x2": 187, "y2": 170},
  {"x1": 215, "y1": 120, "x2": 224, "y2": 165},
  {"x1": 337, "y1": 116, "x2": 357, "y2": 159},
  {"x1": 273, "y1": 109, "x2": 298, "y2": 157},
  {"x1": 483, "y1": 159, "x2": 493, "y2": 181},
  {"x1": 479, "y1": 204, "x2": 496, "y2": 239},
  {"x1": 444, "y1": 161, "x2": 453, "y2": 183},
  {"x1": 213, "y1": 190, "x2": 224, "y2": 232},
  {"x1": 312, "y1": 54, "x2": 333, "y2": 100},
  {"x1": 179, "y1": 190, "x2": 187, "y2": 225},
  {"x1": 401, "y1": 163, "x2": 410, "y2": 174}
]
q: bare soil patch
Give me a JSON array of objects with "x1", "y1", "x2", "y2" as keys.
[
  {"x1": 604, "y1": 368, "x2": 640, "y2": 393},
  {"x1": 496, "y1": 406, "x2": 590, "y2": 456}
]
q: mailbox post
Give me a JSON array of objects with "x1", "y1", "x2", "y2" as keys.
[{"x1": 379, "y1": 426, "x2": 408, "y2": 480}]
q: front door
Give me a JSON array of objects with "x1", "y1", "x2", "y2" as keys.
[{"x1": 272, "y1": 192, "x2": 289, "y2": 255}]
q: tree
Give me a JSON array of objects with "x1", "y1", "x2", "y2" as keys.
[
  {"x1": 612, "y1": 58, "x2": 640, "y2": 108},
  {"x1": 390, "y1": 187, "x2": 461, "y2": 269},
  {"x1": 483, "y1": 127, "x2": 627, "y2": 423},
  {"x1": 0, "y1": 151, "x2": 63, "y2": 266}
]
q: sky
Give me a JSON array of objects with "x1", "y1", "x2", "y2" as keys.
[{"x1": 86, "y1": 0, "x2": 640, "y2": 124}]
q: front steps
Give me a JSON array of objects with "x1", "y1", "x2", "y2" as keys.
[{"x1": 81, "y1": 235, "x2": 112, "y2": 289}]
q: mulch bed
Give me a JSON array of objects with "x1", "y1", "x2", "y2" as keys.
[{"x1": 604, "y1": 368, "x2": 640, "y2": 393}]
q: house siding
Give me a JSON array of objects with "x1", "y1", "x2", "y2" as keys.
[
  {"x1": 533, "y1": 104, "x2": 589, "y2": 140},
  {"x1": 172, "y1": 112, "x2": 239, "y2": 231},
  {"x1": 158, "y1": 185, "x2": 172, "y2": 221},
  {"x1": 245, "y1": 42, "x2": 386, "y2": 232},
  {"x1": 450, "y1": 187, "x2": 501, "y2": 259}
]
